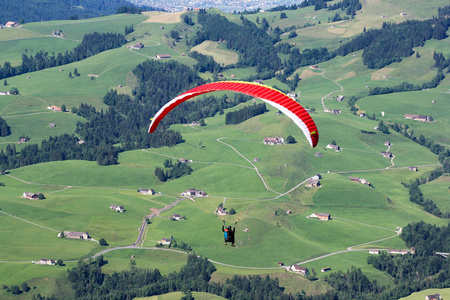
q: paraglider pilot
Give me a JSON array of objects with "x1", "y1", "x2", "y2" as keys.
[{"x1": 222, "y1": 220, "x2": 237, "y2": 247}]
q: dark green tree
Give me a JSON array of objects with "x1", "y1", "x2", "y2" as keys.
[
  {"x1": 10, "y1": 285, "x2": 20, "y2": 295},
  {"x1": 99, "y1": 238, "x2": 108, "y2": 246},
  {"x1": 38, "y1": 193, "x2": 45, "y2": 199},
  {"x1": 56, "y1": 259, "x2": 64, "y2": 266},
  {"x1": 229, "y1": 208, "x2": 236, "y2": 215},
  {"x1": 3, "y1": 79, "x2": 6, "y2": 86},
  {"x1": 61, "y1": 104, "x2": 66, "y2": 112},
  {"x1": 21, "y1": 282, "x2": 30, "y2": 292},
  {"x1": 73, "y1": 68, "x2": 80, "y2": 76},
  {"x1": 9, "y1": 87, "x2": 18, "y2": 95},
  {"x1": 286, "y1": 135, "x2": 297, "y2": 144}
]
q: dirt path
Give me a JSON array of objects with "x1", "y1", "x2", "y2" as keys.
[
  {"x1": 0, "y1": 210, "x2": 60, "y2": 232},
  {"x1": 318, "y1": 68, "x2": 344, "y2": 110}
]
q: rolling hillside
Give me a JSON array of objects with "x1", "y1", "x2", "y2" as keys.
[{"x1": 0, "y1": 1, "x2": 449, "y2": 299}]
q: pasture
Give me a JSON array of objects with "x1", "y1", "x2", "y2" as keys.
[
  {"x1": 0, "y1": 3, "x2": 449, "y2": 294},
  {"x1": 191, "y1": 41, "x2": 239, "y2": 65}
]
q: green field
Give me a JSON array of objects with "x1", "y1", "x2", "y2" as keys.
[
  {"x1": 0, "y1": 2, "x2": 449, "y2": 298},
  {"x1": 399, "y1": 288, "x2": 450, "y2": 300},
  {"x1": 420, "y1": 175, "x2": 450, "y2": 212},
  {"x1": 191, "y1": 41, "x2": 239, "y2": 65}
]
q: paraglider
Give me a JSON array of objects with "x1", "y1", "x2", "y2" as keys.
[{"x1": 148, "y1": 81, "x2": 319, "y2": 148}]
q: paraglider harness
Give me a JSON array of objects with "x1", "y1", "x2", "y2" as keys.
[{"x1": 222, "y1": 220, "x2": 237, "y2": 247}]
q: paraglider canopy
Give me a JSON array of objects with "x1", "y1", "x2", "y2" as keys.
[{"x1": 149, "y1": 81, "x2": 319, "y2": 148}]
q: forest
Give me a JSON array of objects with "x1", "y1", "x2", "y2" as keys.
[
  {"x1": 0, "y1": 0, "x2": 136, "y2": 24},
  {"x1": 225, "y1": 103, "x2": 268, "y2": 125},
  {"x1": 0, "y1": 32, "x2": 126, "y2": 80},
  {"x1": 155, "y1": 159, "x2": 193, "y2": 182},
  {"x1": 191, "y1": 10, "x2": 282, "y2": 74}
]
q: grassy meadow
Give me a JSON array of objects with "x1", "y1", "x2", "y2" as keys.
[{"x1": 0, "y1": 2, "x2": 449, "y2": 297}]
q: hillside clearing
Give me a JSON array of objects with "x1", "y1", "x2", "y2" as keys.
[
  {"x1": 191, "y1": 41, "x2": 239, "y2": 65},
  {"x1": 143, "y1": 11, "x2": 184, "y2": 24}
]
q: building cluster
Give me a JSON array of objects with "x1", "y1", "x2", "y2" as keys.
[
  {"x1": 263, "y1": 137, "x2": 285, "y2": 145},
  {"x1": 306, "y1": 174, "x2": 321, "y2": 188},
  {"x1": 138, "y1": 188, "x2": 156, "y2": 195},
  {"x1": 32, "y1": 259, "x2": 57, "y2": 265},
  {"x1": 404, "y1": 114, "x2": 431, "y2": 122},
  {"x1": 215, "y1": 206, "x2": 228, "y2": 216},
  {"x1": 58, "y1": 231, "x2": 90, "y2": 240},
  {"x1": 181, "y1": 189, "x2": 207, "y2": 197}
]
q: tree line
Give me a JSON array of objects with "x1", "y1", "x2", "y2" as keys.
[
  {"x1": 191, "y1": 10, "x2": 282, "y2": 75},
  {"x1": 335, "y1": 16, "x2": 450, "y2": 69},
  {"x1": 0, "y1": 32, "x2": 127, "y2": 80},
  {"x1": 225, "y1": 103, "x2": 268, "y2": 125},
  {"x1": 328, "y1": 0, "x2": 362, "y2": 17},
  {"x1": 0, "y1": 0, "x2": 136, "y2": 24},
  {"x1": 0, "y1": 116, "x2": 11, "y2": 137},
  {"x1": 155, "y1": 159, "x2": 193, "y2": 182}
]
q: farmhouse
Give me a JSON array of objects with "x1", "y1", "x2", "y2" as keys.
[
  {"x1": 384, "y1": 141, "x2": 391, "y2": 146},
  {"x1": 369, "y1": 250, "x2": 380, "y2": 255},
  {"x1": 311, "y1": 212, "x2": 331, "y2": 220},
  {"x1": 287, "y1": 93, "x2": 296, "y2": 99},
  {"x1": 263, "y1": 137, "x2": 284, "y2": 145},
  {"x1": 253, "y1": 157, "x2": 260, "y2": 162},
  {"x1": 35, "y1": 259, "x2": 56, "y2": 265},
  {"x1": 171, "y1": 214, "x2": 181, "y2": 220},
  {"x1": 381, "y1": 151, "x2": 392, "y2": 158},
  {"x1": 321, "y1": 267, "x2": 331, "y2": 272},
  {"x1": 181, "y1": 189, "x2": 206, "y2": 197},
  {"x1": 49, "y1": 123, "x2": 56, "y2": 128},
  {"x1": 326, "y1": 144, "x2": 341, "y2": 151},
  {"x1": 156, "y1": 54, "x2": 171, "y2": 59},
  {"x1": 253, "y1": 79, "x2": 264, "y2": 84},
  {"x1": 324, "y1": 108, "x2": 331, "y2": 113},
  {"x1": 0, "y1": 91, "x2": 10, "y2": 95},
  {"x1": 409, "y1": 166, "x2": 418, "y2": 172},
  {"x1": 306, "y1": 179, "x2": 320, "y2": 187},
  {"x1": 388, "y1": 249, "x2": 410, "y2": 255},
  {"x1": 349, "y1": 177, "x2": 371, "y2": 186},
  {"x1": 160, "y1": 237, "x2": 171, "y2": 245},
  {"x1": 331, "y1": 109, "x2": 341, "y2": 114},
  {"x1": 110, "y1": 205, "x2": 125, "y2": 212},
  {"x1": 359, "y1": 113, "x2": 366, "y2": 118},
  {"x1": 315, "y1": 152, "x2": 323, "y2": 157},
  {"x1": 404, "y1": 114, "x2": 429, "y2": 122},
  {"x1": 5, "y1": 21, "x2": 17, "y2": 28},
  {"x1": 64, "y1": 231, "x2": 90, "y2": 240},
  {"x1": 426, "y1": 294, "x2": 441, "y2": 300},
  {"x1": 179, "y1": 158, "x2": 189, "y2": 163},
  {"x1": 278, "y1": 262, "x2": 284, "y2": 266},
  {"x1": 336, "y1": 95, "x2": 344, "y2": 102},
  {"x1": 290, "y1": 264, "x2": 309, "y2": 275},
  {"x1": 310, "y1": 174, "x2": 321, "y2": 180},
  {"x1": 310, "y1": 65, "x2": 318, "y2": 69},
  {"x1": 49, "y1": 105, "x2": 61, "y2": 112},
  {"x1": 215, "y1": 206, "x2": 228, "y2": 216},
  {"x1": 138, "y1": 188, "x2": 156, "y2": 195},
  {"x1": 23, "y1": 192, "x2": 38, "y2": 199}
]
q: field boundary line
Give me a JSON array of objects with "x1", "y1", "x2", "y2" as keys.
[{"x1": 0, "y1": 210, "x2": 60, "y2": 232}]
